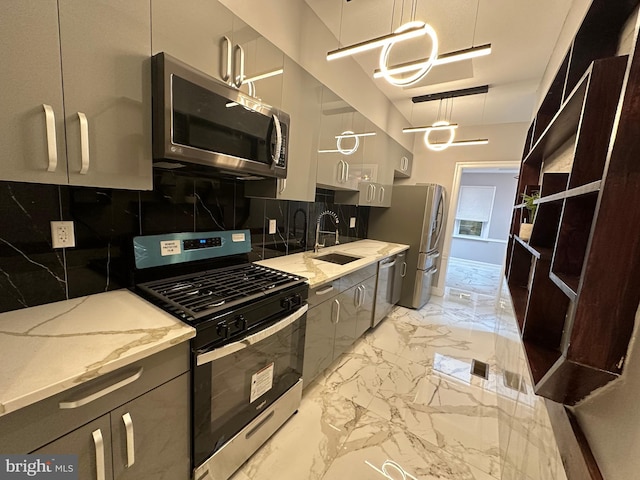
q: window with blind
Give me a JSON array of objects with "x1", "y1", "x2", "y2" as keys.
[{"x1": 454, "y1": 186, "x2": 496, "y2": 238}]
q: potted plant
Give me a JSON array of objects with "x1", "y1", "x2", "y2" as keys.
[{"x1": 519, "y1": 191, "x2": 540, "y2": 241}]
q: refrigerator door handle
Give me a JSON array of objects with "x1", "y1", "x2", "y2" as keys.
[{"x1": 433, "y1": 188, "x2": 446, "y2": 248}]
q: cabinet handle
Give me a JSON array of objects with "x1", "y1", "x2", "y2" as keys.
[
  {"x1": 401, "y1": 156, "x2": 408, "y2": 171},
  {"x1": 278, "y1": 178, "x2": 287, "y2": 193},
  {"x1": 234, "y1": 44, "x2": 245, "y2": 88},
  {"x1": 271, "y1": 113, "x2": 282, "y2": 166},
  {"x1": 343, "y1": 161, "x2": 349, "y2": 183},
  {"x1": 59, "y1": 368, "x2": 143, "y2": 409},
  {"x1": 358, "y1": 285, "x2": 366, "y2": 307},
  {"x1": 92, "y1": 429, "x2": 106, "y2": 480},
  {"x1": 42, "y1": 104, "x2": 58, "y2": 173},
  {"x1": 332, "y1": 298, "x2": 340, "y2": 324},
  {"x1": 337, "y1": 160, "x2": 345, "y2": 183},
  {"x1": 354, "y1": 285, "x2": 361, "y2": 307},
  {"x1": 366, "y1": 184, "x2": 374, "y2": 202},
  {"x1": 380, "y1": 259, "x2": 397, "y2": 269},
  {"x1": 122, "y1": 412, "x2": 135, "y2": 468},
  {"x1": 220, "y1": 36, "x2": 232, "y2": 83},
  {"x1": 401, "y1": 262, "x2": 407, "y2": 277},
  {"x1": 78, "y1": 112, "x2": 90, "y2": 174},
  {"x1": 316, "y1": 285, "x2": 334, "y2": 296},
  {"x1": 378, "y1": 186, "x2": 385, "y2": 203}
]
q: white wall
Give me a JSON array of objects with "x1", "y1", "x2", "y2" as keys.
[{"x1": 450, "y1": 171, "x2": 517, "y2": 265}]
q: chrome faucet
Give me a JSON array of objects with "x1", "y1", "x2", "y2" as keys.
[{"x1": 314, "y1": 210, "x2": 339, "y2": 253}]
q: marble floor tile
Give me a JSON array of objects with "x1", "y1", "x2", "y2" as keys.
[{"x1": 227, "y1": 260, "x2": 564, "y2": 480}]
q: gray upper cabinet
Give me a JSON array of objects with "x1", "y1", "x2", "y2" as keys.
[
  {"x1": 58, "y1": 0, "x2": 152, "y2": 190},
  {"x1": 0, "y1": 1, "x2": 152, "y2": 189},
  {"x1": 245, "y1": 59, "x2": 321, "y2": 202},
  {"x1": 392, "y1": 141, "x2": 413, "y2": 178},
  {"x1": 152, "y1": 0, "x2": 234, "y2": 83},
  {"x1": 152, "y1": 1, "x2": 283, "y2": 106},
  {"x1": 316, "y1": 88, "x2": 365, "y2": 191},
  {"x1": 0, "y1": 1, "x2": 68, "y2": 185}
]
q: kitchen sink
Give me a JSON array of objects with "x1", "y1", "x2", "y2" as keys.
[{"x1": 314, "y1": 253, "x2": 361, "y2": 265}]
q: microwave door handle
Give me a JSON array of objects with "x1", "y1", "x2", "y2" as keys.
[
  {"x1": 271, "y1": 113, "x2": 282, "y2": 165},
  {"x1": 196, "y1": 304, "x2": 308, "y2": 365}
]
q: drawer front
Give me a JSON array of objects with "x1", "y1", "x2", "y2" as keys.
[
  {"x1": 308, "y1": 279, "x2": 341, "y2": 307},
  {"x1": 339, "y1": 264, "x2": 377, "y2": 291},
  {"x1": 0, "y1": 343, "x2": 189, "y2": 454}
]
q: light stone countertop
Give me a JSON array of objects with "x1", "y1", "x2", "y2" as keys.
[
  {"x1": 0, "y1": 289, "x2": 195, "y2": 418},
  {"x1": 256, "y1": 239, "x2": 409, "y2": 289}
]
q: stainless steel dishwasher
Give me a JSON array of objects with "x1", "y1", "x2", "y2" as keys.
[{"x1": 372, "y1": 254, "x2": 398, "y2": 328}]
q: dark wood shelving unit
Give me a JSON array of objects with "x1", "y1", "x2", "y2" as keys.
[
  {"x1": 505, "y1": 1, "x2": 640, "y2": 478},
  {"x1": 508, "y1": 54, "x2": 627, "y2": 405}
]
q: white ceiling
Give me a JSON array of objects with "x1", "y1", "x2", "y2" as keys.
[{"x1": 304, "y1": 0, "x2": 575, "y2": 130}]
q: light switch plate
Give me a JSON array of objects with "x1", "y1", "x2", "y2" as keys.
[
  {"x1": 268, "y1": 219, "x2": 277, "y2": 234},
  {"x1": 349, "y1": 217, "x2": 356, "y2": 228},
  {"x1": 51, "y1": 221, "x2": 76, "y2": 248}
]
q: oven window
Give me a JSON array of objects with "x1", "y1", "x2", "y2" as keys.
[
  {"x1": 192, "y1": 314, "x2": 305, "y2": 466},
  {"x1": 172, "y1": 75, "x2": 273, "y2": 164}
]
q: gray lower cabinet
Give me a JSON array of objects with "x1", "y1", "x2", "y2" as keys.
[
  {"x1": 0, "y1": 0, "x2": 152, "y2": 189},
  {"x1": 110, "y1": 373, "x2": 190, "y2": 480},
  {"x1": 0, "y1": 344, "x2": 190, "y2": 480},
  {"x1": 303, "y1": 264, "x2": 378, "y2": 386},
  {"x1": 355, "y1": 275, "x2": 377, "y2": 338},
  {"x1": 34, "y1": 415, "x2": 114, "y2": 480}
]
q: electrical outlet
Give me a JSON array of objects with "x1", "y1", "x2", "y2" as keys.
[
  {"x1": 349, "y1": 217, "x2": 356, "y2": 228},
  {"x1": 51, "y1": 221, "x2": 75, "y2": 249},
  {"x1": 268, "y1": 219, "x2": 277, "y2": 235}
]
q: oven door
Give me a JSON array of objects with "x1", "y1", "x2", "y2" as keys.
[{"x1": 192, "y1": 304, "x2": 307, "y2": 468}]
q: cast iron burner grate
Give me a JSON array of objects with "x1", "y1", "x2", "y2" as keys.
[{"x1": 138, "y1": 263, "x2": 304, "y2": 321}]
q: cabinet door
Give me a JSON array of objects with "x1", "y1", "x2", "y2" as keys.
[
  {"x1": 0, "y1": 1, "x2": 68, "y2": 185},
  {"x1": 152, "y1": 0, "x2": 234, "y2": 82},
  {"x1": 278, "y1": 59, "x2": 321, "y2": 201},
  {"x1": 111, "y1": 373, "x2": 190, "y2": 480},
  {"x1": 302, "y1": 299, "x2": 337, "y2": 386},
  {"x1": 355, "y1": 276, "x2": 377, "y2": 338},
  {"x1": 333, "y1": 287, "x2": 358, "y2": 360},
  {"x1": 393, "y1": 142, "x2": 413, "y2": 178},
  {"x1": 58, "y1": 0, "x2": 152, "y2": 190},
  {"x1": 34, "y1": 414, "x2": 114, "y2": 480},
  {"x1": 316, "y1": 88, "x2": 362, "y2": 191}
]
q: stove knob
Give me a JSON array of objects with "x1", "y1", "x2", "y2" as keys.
[
  {"x1": 281, "y1": 297, "x2": 292, "y2": 310},
  {"x1": 217, "y1": 322, "x2": 229, "y2": 339},
  {"x1": 235, "y1": 315, "x2": 246, "y2": 330}
]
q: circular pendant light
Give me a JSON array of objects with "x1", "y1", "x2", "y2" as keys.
[
  {"x1": 424, "y1": 121, "x2": 456, "y2": 151},
  {"x1": 378, "y1": 21, "x2": 438, "y2": 87}
]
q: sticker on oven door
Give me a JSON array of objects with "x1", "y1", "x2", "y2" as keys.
[
  {"x1": 160, "y1": 240, "x2": 182, "y2": 256},
  {"x1": 250, "y1": 362, "x2": 274, "y2": 404},
  {"x1": 232, "y1": 233, "x2": 246, "y2": 242}
]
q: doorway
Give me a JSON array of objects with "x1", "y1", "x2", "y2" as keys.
[{"x1": 439, "y1": 161, "x2": 519, "y2": 299}]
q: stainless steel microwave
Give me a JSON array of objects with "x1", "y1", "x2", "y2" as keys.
[{"x1": 152, "y1": 52, "x2": 289, "y2": 179}]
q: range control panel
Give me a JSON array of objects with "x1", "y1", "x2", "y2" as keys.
[
  {"x1": 184, "y1": 237, "x2": 223, "y2": 251},
  {"x1": 133, "y1": 230, "x2": 251, "y2": 269}
]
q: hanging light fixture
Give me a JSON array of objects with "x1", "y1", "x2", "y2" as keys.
[
  {"x1": 327, "y1": 0, "x2": 491, "y2": 87},
  {"x1": 403, "y1": 95, "x2": 488, "y2": 150}
]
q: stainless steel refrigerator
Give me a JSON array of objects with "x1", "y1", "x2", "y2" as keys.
[{"x1": 368, "y1": 184, "x2": 445, "y2": 309}]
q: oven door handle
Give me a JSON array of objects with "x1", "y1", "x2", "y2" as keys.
[{"x1": 196, "y1": 304, "x2": 308, "y2": 366}]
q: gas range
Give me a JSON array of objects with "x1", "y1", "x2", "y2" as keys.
[
  {"x1": 131, "y1": 230, "x2": 309, "y2": 480},
  {"x1": 132, "y1": 230, "x2": 308, "y2": 348}
]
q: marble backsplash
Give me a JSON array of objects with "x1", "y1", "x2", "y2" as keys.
[{"x1": 0, "y1": 173, "x2": 369, "y2": 314}]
